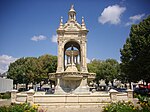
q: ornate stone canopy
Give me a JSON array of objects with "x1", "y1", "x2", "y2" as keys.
[{"x1": 49, "y1": 5, "x2": 95, "y2": 94}]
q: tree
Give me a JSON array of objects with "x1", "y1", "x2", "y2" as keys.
[
  {"x1": 7, "y1": 54, "x2": 57, "y2": 90},
  {"x1": 88, "y1": 59, "x2": 120, "y2": 86},
  {"x1": 88, "y1": 59, "x2": 104, "y2": 83},
  {"x1": 7, "y1": 57, "x2": 27, "y2": 89},
  {"x1": 120, "y1": 16, "x2": 150, "y2": 85},
  {"x1": 38, "y1": 54, "x2": 57, "y2": 86},
  {"x1": 24, "y1": 57, "x2": 39, "y2": 89},
  {"x1": 105, "y1": 59, "x2": 120, "y2": 86}
]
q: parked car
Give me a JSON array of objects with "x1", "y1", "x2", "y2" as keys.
[
  {"x1": 134, "y1": 88, "x2": 150, "y2": 96},
  {"x1": 115, "y1": 88, "x2": 127, "y2": 92}
]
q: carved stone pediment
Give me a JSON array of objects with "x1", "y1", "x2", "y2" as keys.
[{"x1": 63, "y1": 21, "x2": 81, "y2": 32}]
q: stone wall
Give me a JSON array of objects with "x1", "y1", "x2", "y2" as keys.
[{"x1": 11, "y1": 89, "x2": 134, "y2": 107}]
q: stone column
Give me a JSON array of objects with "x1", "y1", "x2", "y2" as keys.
[
  {"x1": 84, "y1": 41, "x2": 87, "y2": 70},
  {"x1": 55, "y1": 75, "x2": 65, "y2": 94},
  {"x1": 67, "y1": 56, "x2": 69, "y2": 64},
  {"x1": 127, "y1": 89, "x2": 133, "y2": 99},
  {"x1": 56, "y1": 41, "x2": 64, "y2": 73},
  {"x1": 74, "y1": 75, "x2": 89, "y2": 94},
  {"x1": 81, "y1": 41, "x2": 88, "y2": 73},
  {"x1": 69, "y1": 56, "x2": 71, "y2": 64},
  {"x1": 57, "y1": 76, "x2": 60, "y2": 86},
  {"x1": 27, "y1": 89, "x2": 35, "y2": 105},
  {"x1": 109, "y1": 89, "x2": 118, "y2": 102},
  {"x1": 80, "y1": 76, "x2": 88, "y2": 86},
  {"x1": 11, "y1": 90, "x2": 18, "y2": 103},
  {"x1": 76, "y1": 56, "x2": 78, "y2": 64}
]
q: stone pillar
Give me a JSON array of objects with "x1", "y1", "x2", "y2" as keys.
[
  {"x1": 80, "y1": 76, "x2": 88, "y2": 86},
  {"x1": 73, "y1": 56, "x2": 75, "y2": 64},
  {"x1": 76, "y1": 56, "x2": 78, "y2": 64},
  {"x1": 27, "y1": 89, "x2": 35, "y2": 105},
  {"x1": 56, "y1": 41, "x2": 64, "y2": 73},
  {"x1": 57, "y1": 76, "x2": 60, "y2": 86},
  {"x1": 69, "y1": 56, "x2": 71, "y2": 64},
  {"x1": 109, "y1": 89, "x2": 118, "y2": 102},
  {"x1": 127, "y1": 89, "x2": 133, "y2": 99},
  {"x1": 11, "y1": 90, "x2": 18, "y2": 103},
  {"x1": 74, "y1": 75, "x2": 89, "y2": 94},
  {"x1": 67, "y1": 56, "x2": 69, "y2": 64},
  {"x1": 81, "y1": 41, "x2": 88, "y2": 73},
  {"x1": 55, "y1": 75, "x2": 65, "y2": 94}
]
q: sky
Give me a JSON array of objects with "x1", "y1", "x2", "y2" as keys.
[{"x1": 0, "y1": 0, "x2": 150, "y2": 74}]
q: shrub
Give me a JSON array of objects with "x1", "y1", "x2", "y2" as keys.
[
  {"x1": 0, "y1": 92, "x2": 11, "y2": 99},
  {"x1": 0, "y1": 103, "x2": 38, "y2": 112},
  {"x1": 137, "y1": 95, "x2": 150, "y2": 112},
  {"x1": 103, "y1": 101, "x2": 140, "y2": 112},
  {"x1": 2, "y1": 92, "x2": 11, "y2": 99},
  {"x1": 103, "y1": 95, "x2": 150, "y2": 112}
]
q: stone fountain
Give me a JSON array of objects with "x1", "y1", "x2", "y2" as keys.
[
  {"x1": 11, "y1": 5, "x2": 134, "y2": 108},
  {"x1": 49, "y1": 5, "x2": 95, "y2": 94}
]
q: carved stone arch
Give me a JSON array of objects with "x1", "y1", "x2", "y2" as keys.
[
  {"x1": 63, "y1": 40, "x2": 81, "y2": 70},
  {"x1": 64, "y1": 39, "x2": 80, "y2": 50}
]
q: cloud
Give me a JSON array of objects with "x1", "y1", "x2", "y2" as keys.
[
  {"x1": 117, "y1": 60, "x2": 121, "y2": 64},
  {"x1": 86, "y1": 58, "x2": 91, "y2": 63},
  {"x1": 0, "y1": 55, "x2": 17, "y2": 74},
  {"x1": 51, "y1": 35, "x2": 57, "y2": 43},
  {"x1": 31, "y1": 35, "x2": 47, "y2": 41},
  {"x1": 129, "y1": 14, "x2": 145, "y2": 21},
  {"x1": 125, "y1": 14, "x2": 145, "y2": 26},
  {"x1": 98, "y1": 4, "x2": 126, "y2": 25}
]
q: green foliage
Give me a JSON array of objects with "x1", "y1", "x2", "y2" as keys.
[
  {"x1": 37, "y1": 54, "x2": 57, "y2": 84},
  {"x1": 137, "y1": 95, "x2": 150, "y2": 112},
  {"x1": 7, "y1": 54, "x2": 57, "y2": 88},
  {"x1": 103, "y1": 101, "x2": 140, "y2": 112},
  {"x1": 0, "y1": 103, "x2": 38, "y2": 112},
  {"x1": 103, "y1": 95, "x2": 150, "y2": 112},
  {"x1": 0, "y1": 92, "x2": 11, "y2": 99},
  {"x1": 120, "y1": 16, "x2": 150, "y2": 83},
  {"x1": 88, "y1": 59, "x2": 120, "y2": 85},
  {"x1": 7, "y1": 57, "x2": 27, "y2": 84},
  {"x1": 88, "y1": 59, "x2": 103, "y2": 81}
]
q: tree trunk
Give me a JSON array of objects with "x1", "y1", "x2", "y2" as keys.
[
  {"x1": 50, "y1": 80, "x2": 52, "y2": 88},
  {"x1": 146, "y1": 81, "x2": 148, "y2": 89},
  {"x1": 111, "y1": 81, "x2": 114, "y2": 87},
  {"x1": 40, "y1": 82, "x2": 42, "y2": 90},
  {"x1": 26, "y1": 83, "x2": 28, "y2": 91},
  {"x1": 16, "y1": 83, "x2": 18, "y2": 90},
  {"x1": 129, "y1": 81, "x2": 131, "y2": 89}
]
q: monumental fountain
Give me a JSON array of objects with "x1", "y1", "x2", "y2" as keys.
[
  {"x1": 11, "y1": 5, "x2": 134, "y2": 108},
  {"x1": 49, "y1": 5, "x2": 95, "y2": 95}
]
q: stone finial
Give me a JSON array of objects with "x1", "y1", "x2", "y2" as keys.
[
  {"x1": 82, "y1": 16, "x2": 85, "y2": 24},
  {"x1": 69, "y1": 4, "x2": 75, "y2": 12},
  {"x1": 59, "y1": 16, "x2": 63, "y2": 29},
  {"x1": 60, "y1": 16, "x2": 63, "y2": 23},
  {"x1": 71, "y1": 4, "x2": 74, "y2": 10},
  {"x1": 81, "y1": 16, "x2": 86, "y2": 29}
]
